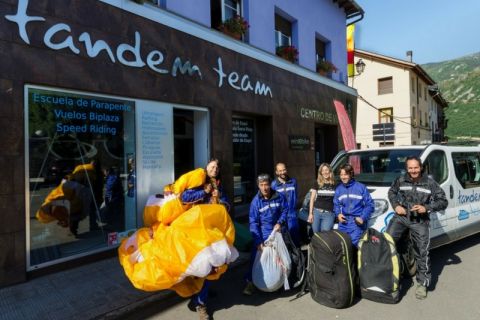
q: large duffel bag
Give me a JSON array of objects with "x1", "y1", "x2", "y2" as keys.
[
  {"x1": 282, "y1": 228, "x2": 306, "y2": 288},
  {"x1": 357, "y1": 228, "x2": 400, "y2": 304},
  {"x1": 304, "y1": 230, "x2": 356, "y2": 308}
]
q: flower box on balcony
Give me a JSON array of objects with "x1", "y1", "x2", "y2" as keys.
[
  {"x1": 316, "y1": 60, "x2": 337, "y2": 75},
  {"x1": 276, "y1": 45, "x2": 299, "y2": 63},
  {"x1": 219, "y1": 15, "x2": 249, "y2": 40}
]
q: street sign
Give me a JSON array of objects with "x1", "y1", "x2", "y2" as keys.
[
  {"x1": 372, "y1": 122, "x2": 395, "y2": 142},
  {"x1": 373, "y1": 135, "x2": 395, "y2": 141},
  {"x1": 373, "y1": 127, "x2": 395, "y2": 135},
  {"x1": 372, "y1": 122, "x2": 395, "y2": 129}
]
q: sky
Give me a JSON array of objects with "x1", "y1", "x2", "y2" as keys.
[{"x1": 353, "y1": 0, "x2": 480, "y2": 64}]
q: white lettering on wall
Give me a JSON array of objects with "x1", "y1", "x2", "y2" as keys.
[
  {"x1": 44, "y1": 23, "x2": 80, "y2": 54},
  {"x1": 79, "y1": 32, "x2": 116, "y2": 63},
  {"x1": 213, "y1": 57, "x2": 272, "y2": 98},
  {"x1": 5, "y1": 0, "x2": 44, "y2": 44},
  {"x1": 116, "y1": 31, "x2": 146, "y2": 68},
  {"x1": 300, "y1": 107, "x2": 338, "y2": 124},
  {"x1": 5, "y1": 0, "x2": 273, "y2": 98},
  {"x1": 171, "y1": 57, "x2": 202, "y2": 78},
  {"x1": 146, "y1": 50, "x2": 168, "y2": 74}
]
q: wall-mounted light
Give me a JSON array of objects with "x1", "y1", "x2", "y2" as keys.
[{"x1": 355, "y1": 59, "x2": 366, "y2": 75}]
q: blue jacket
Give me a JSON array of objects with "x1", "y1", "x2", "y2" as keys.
[
  {"x1": 271, "y1": 176, "x2": 299, "y2": 244},
  {"x1": 334, "y1": 179, "x2": 374, "y2": 221},
  {"x1": 181, "y1": 180, "x2": 230, "y2": 211},
  {"x1": 271, "y1": 177, "x2": 297, "y2": 213},
  {"x1": 333, "y1": 179, "x2": 374, "y2": 246},
  {"x1": 249, "y1": 190, "x2": 288, "y2": 247}
]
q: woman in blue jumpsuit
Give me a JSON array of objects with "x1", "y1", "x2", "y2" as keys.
[{"x1": 333, "y1": 163, "x2": 374, "y2": 247}]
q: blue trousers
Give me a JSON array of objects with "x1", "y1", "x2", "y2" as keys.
[
  {"x1": 192, "y1": 280, "x2": 210, "y2": 306},
  {"x1": 245, "y1": 246, "x2": 258, "y2": 282},
  {"x1": 310, "y1": 209, "x2": 335, "y2": 233},
  {"x1": 298, "y1": 208, "x2": 335, "y2": 238},
  {"x1": 337, "y1": 216, "x2": 366, "y2": 247}
]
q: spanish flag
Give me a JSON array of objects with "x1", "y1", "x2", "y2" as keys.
[{"x1": 347, "y1": 24, "x2": 355, "y2": 77}]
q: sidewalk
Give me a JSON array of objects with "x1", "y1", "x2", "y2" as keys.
[{"x1": 0, "y1": 252, "x2": 250, "y2": 320}]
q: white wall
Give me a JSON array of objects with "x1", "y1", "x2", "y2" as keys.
[{"x1": 350, "y1": 56, "x2": 413, "y2": 148}]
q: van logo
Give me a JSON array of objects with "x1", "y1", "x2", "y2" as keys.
[
  {"x1": 458, "y1": 210, "x2": 470, "y2": 221},
  {"x1": 457, "y1": 190, "x2": 480, "y2": 204},
  {"x1": 380, "y1": 211, "x2": 395, "y2": 233}
]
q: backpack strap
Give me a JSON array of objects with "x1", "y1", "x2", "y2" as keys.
[{"x1": 293, "y1": 245, "x2": 311, "y2": 300}]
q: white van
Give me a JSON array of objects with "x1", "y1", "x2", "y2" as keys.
[{"x1": 330, "y1": 144, "x2": 480, "y2": 249}]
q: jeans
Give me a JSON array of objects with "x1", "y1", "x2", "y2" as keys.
[
  {"x1": 298, "y1": 208, "x2": 334, "y2": 239},
  {"x1": 311, "y1": 208, "x2": 335, "y2": 233}
]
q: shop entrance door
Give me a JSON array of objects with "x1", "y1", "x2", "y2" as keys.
[
  {"x1": 173, "y1": 108, "x2": 209, "y2": 179},
  {"x1": 315, "y1": 124, "x2": 338, "y2": 172}
]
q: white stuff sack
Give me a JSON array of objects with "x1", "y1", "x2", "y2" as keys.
[{"x1": 252, "y1": 230, "x2": 292, "y2": 292}]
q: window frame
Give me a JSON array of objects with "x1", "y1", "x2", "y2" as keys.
[
  {"x1": 378, "y1": 77, "x2": 393, "y2": 95},
  {"x1": 378, "y1": 107, "x2": 393, "y2": 123},
  {"x1": 424, "y1": 150, "x2": 449, "y2": 184},
  {"x1": 452, "y1": 152, "x2": 480, "y2": 189},
  {"x1": 221, "y1": 0, "x2": 241, "y2": 21},
  {"x1": 274, "y1": 13, "x2": 293, "y2": 49}
]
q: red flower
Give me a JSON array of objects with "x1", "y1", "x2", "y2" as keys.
[{"x1": 276, "y1": 45, "x2": 299, "y2": 62}]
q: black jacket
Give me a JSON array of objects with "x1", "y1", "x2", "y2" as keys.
[{"x1": 388, "y1": 174, "x2": 448, "y2": 215}]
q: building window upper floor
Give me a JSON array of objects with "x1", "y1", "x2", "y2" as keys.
[
  {"x1": 315, "y1": 38, "x2": 326, "y2": 63},
  {"x1": 275, "y1": 13, "x2": 298, "y2": 63},
  {"x1": 412, "y1": 106, "x2": 417, "y2": 126},
  {"x1": 378, "y1": 77, "x2": 393, "y2": 95},
  {"x1": 275, "y1": 14, "x2": 292, "y2": 48},
  {"x1": 211, "y1": 0, "x2": 242, "y2": 29},
  {"x1": 137, "y1": 0, "x2": 352, "y2": 78},
  {"x1": 379, "y1": 107, "x2": 393, "y2": 123}
]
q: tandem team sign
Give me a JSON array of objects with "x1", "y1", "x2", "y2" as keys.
[{"x1": 6, "y1": 0, "x2": 273, "y2": 98}]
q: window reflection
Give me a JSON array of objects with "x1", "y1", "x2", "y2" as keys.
[{"x1": 28, "y1": 87, "x2": 136, "y2": 268}]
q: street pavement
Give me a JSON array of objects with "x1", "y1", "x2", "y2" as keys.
[{"x1": 119, "y1": 233, "x2": 480, "y2": 320}]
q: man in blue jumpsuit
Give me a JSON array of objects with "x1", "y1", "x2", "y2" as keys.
[
  {"x1": 271, "y1": 163, "x2": 300, "y2": 245},
  {"x1": 243, "y1": 173, "x2": 288, "y2": 295}
]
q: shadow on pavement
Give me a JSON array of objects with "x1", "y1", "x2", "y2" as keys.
[
  {"x1": 428, "y1": 233, "x2": 480, "y2": 291},
  {"x1": 207, "y1": 262, "x2": 305, "y2": 319}
]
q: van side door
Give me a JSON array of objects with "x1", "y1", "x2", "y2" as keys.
[
  {"x1": 451, "y1": 151, "x2": 480, "y2": 240},
  {"x1": 423, "y1": 149, "x2": 455, "y2": 246}
]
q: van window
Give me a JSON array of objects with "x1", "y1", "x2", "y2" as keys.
[
  {"x1": 452, "y1": 152, "x2": 480, "y2": 189},
  {"x1": 423, "y1": 150, "x2": 448, "y2": 184},
  {"x1": 331, "y1": 149, "x2": 422, "y2": 186}
]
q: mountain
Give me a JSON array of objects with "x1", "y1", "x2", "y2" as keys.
[{"x1": 422, "y1": 52, "x2": 480, "y2": 139}]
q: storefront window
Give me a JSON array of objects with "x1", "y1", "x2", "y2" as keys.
[{"x1": 26, "y1": 86, "x2": 136, "y2": 269}]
